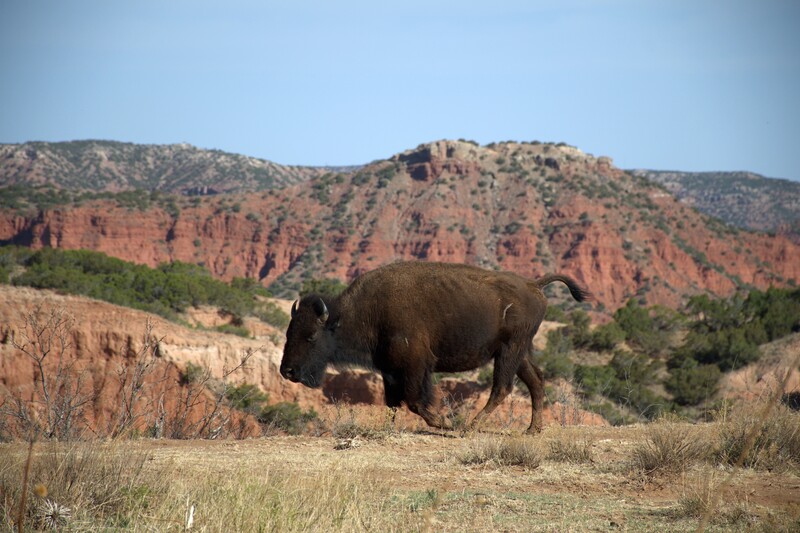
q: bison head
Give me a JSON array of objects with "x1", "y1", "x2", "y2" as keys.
[{"x1": 280, "y1": 294, "x2": 335, "y2": 388}]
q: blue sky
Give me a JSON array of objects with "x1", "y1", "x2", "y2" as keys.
[{"x1": 1, "y1": 1, "x2": 799, "y2": 180}]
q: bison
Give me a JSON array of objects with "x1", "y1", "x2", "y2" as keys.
[{"x1": 280, "y1": 261, "x2": 590, "y2": 433}]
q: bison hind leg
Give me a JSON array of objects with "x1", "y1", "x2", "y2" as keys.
[
  {"x1": 468, "y1": 342, "x2": 522, "y2": 432},
  {"x1": 516, "y1": 357, "x2": 545, "y2": 434}
]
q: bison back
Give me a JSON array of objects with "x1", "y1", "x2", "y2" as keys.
[{"x1": 342, "y1": 262, "x2": 545, "y2": 371}]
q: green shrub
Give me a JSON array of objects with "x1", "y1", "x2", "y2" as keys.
[
  {"x1": 215, "y1": 324, "x2": 250, "y2": 337},
  {"x1": 609, "y1": 351, "x2": 660, "y2": 386},
  {"x1": 575, "y1": 352, "x2": 666, "y2": 419},
  {"x1": 574, "y1": 365, "x2": 616, "y2": 398},
  {"x1": 673, "y1": 327, "x2": 759, "y2": 372},
  {"x1": 566, "y1": 309, "x2": 592, "y2": 347},
  {"x1": 300, "y1": 277, "x2": 348, "y2": 298},
  {"x1": 5, "y1": 247, "x2": 275, "y2": 325},
  {"x1": 256, "y1": 301, "x2": 290, "y2": 329},
  {"x1": 589, "y1": 322, "x2": 626, "y2": 351},
  {"x1": 673, "y1": 288, "x2": 800, "y2": 373},
  {"x1": 538, "y1": 329, "x2": 574, "y2": 379},
  {"x1": 258, "y1": 402, "x2": 318, "y2": 435},
  {"x1": 613, "y1": 299, "x2": 674, "y2": 356},
  {"x1": 665, "y1": 362, "x2": 721, "y2": 406},
  {"x1": 181, "y1": 362, "x2": 206, "y2": 385},
  {"x1": 230, "y1": 277, "x2": 270, "y2": 297},
  {"x1": 544, "y1": 305, "x2": 566, "y2": 323},
  {"x1": 226, "y1": 383, "x2": 269, "y2": 415}
]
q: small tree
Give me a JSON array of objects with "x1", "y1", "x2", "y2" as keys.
[
  {"x1": 109, "y1": 318, "x2": 165, "y2": 438},
  {"x1": 4, "y1": 305, "x2": 94, "y2": 440}
]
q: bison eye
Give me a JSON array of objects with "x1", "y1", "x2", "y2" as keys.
[{"x1": 307, "y1": 331, "x2": 320, "y2": 343}]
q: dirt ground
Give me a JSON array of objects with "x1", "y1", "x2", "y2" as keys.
[{"x1": 133, "y1": 423, "x2": 799, "y2": 532}]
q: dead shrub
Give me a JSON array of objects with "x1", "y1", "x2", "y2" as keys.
[
  {"x1": 675, "y1": 468, "x2": 764, "y2": 529},
  {"x1": 632, "y1": 416, "x2": 709, "y2": 475},
  {"x1": 459, "y1": 434, "x2": 542, "y2": 469},
  {"x1": 715, "y1": 402, "x2": 800, "y2": 472},
  {"x1": 322, "y1": 403, "x2": 394, "y2": 441},
  {"x1": 677, "y1": 470, "x2": 718, "y2": 518},
  {"x1": 546, "y1": 435, "x2": 594, "y2": 463}
]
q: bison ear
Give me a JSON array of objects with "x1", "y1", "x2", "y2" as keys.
[
  {"x1": 312, "y1": 298, "x2": 329, "y2": 325},
  {"x1": 291, "y1": 300, "x2": 298, "y2": 318}
]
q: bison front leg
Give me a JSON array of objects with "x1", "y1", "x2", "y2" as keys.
[
  {"x1": 396, "y1": 342, "x2": 453, "y2": 431},
  {"x1": 405, "y1": 372, "x2": 453, "y2": 431},
  {"x1": 381, "y1": 371, "x2": 403, "y2": 428},
  {"x1": 516, "y1": 357, "x2": 545, "y2": 433}
]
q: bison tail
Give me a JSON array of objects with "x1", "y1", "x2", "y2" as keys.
[{"x1": 529, "y1": 274, "x2": 592, "y2": 302}]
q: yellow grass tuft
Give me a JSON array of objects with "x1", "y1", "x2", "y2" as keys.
[{"x1": 458, "y1": 434, "x2": 543, "y2": 469}]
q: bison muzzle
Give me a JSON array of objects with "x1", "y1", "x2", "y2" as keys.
[{"x1": 280, "y1": 261, "x2": 590, "y2": 433}]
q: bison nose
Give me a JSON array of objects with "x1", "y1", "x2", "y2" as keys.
[{"x1": 281, "y1": 367, "x2": 295, "y2": 380}]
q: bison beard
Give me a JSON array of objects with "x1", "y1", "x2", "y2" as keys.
[{"x1": 280, "y1": 261, "x2": 590, "y2": 434}]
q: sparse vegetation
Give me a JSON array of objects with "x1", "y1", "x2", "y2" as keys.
[
  {"x1": 714, "y1": 402, "x2": 800, "y2": 471},
  {"x1": 0, "y1": 247, "x2": 289, "y2": 328},
  {"x1": 459, "y1": 434, "x2": 542, "y2": 469},
  {"x1": 3, "y1": 403, "x2": 797, "y2": 530},
  {"x1": 632, "y1": 416, "x2": 709, "y2": 475}
]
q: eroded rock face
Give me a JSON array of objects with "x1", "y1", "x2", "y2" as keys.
[
  {"x1": 0, "y1": 286, "x2": 326, "y2": 438},
  {"x1": 1, "y1": 140, "x2": 798, "y2": 316}
]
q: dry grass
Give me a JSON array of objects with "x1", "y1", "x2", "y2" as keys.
[
  {"x1": 715, "y1": 402, "x2": 800, "y2": 472},
  {"x1": 1, "y1": 401, "x2": 799, "y2": 531},
  {"x1": 0, "y1": 440, "x2": 409, "y2": 531},
  {"x1": 631, "y1": 415, "x2": 711, "y2": 475},
  {"x1": 458, "y1": 434, "x2": 543, "y2": 469},
  {"x1": 544, "y1": 427, "x2": 595, "y2": 463},
  {"x1": 0, "y1": 440, "x2": 158, "y2": 530}
]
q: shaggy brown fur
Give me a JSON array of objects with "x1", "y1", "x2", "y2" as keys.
[{"x1": 281, "y1": 261, "x2": 590, "y2": 433}]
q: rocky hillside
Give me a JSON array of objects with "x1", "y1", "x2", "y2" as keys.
[
  {"x1": 0, "y1": 140, "x2": 337, "y2": 194},
  {"x1": 1, "y1": 140, "x2": 798, "y2": 313},
  {"x1": 632, "y1": 170, "x2": 800, "y2": 242}
]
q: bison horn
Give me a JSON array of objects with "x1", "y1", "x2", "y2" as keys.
[{"x1": 291, "y1": 300, "x2": 298, "y2": 318}]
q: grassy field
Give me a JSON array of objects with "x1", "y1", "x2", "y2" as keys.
[{"x1": 1, "y1": 404, "x2": 798, "y2": 532}]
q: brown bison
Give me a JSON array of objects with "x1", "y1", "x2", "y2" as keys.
[{"x1": 280, "y1": 261, "x2": 590, "y2": 433}]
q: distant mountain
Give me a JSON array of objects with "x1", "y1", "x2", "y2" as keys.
[
  {"x1": 631, "y1": 170, "x2": 800, "y2": 242},
  {"x1": 0, "y1": 140, "x2": 333, "y2": 194},
  {"x1": 1, "y1": 139, "x2": 797, "y2": 314}
]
